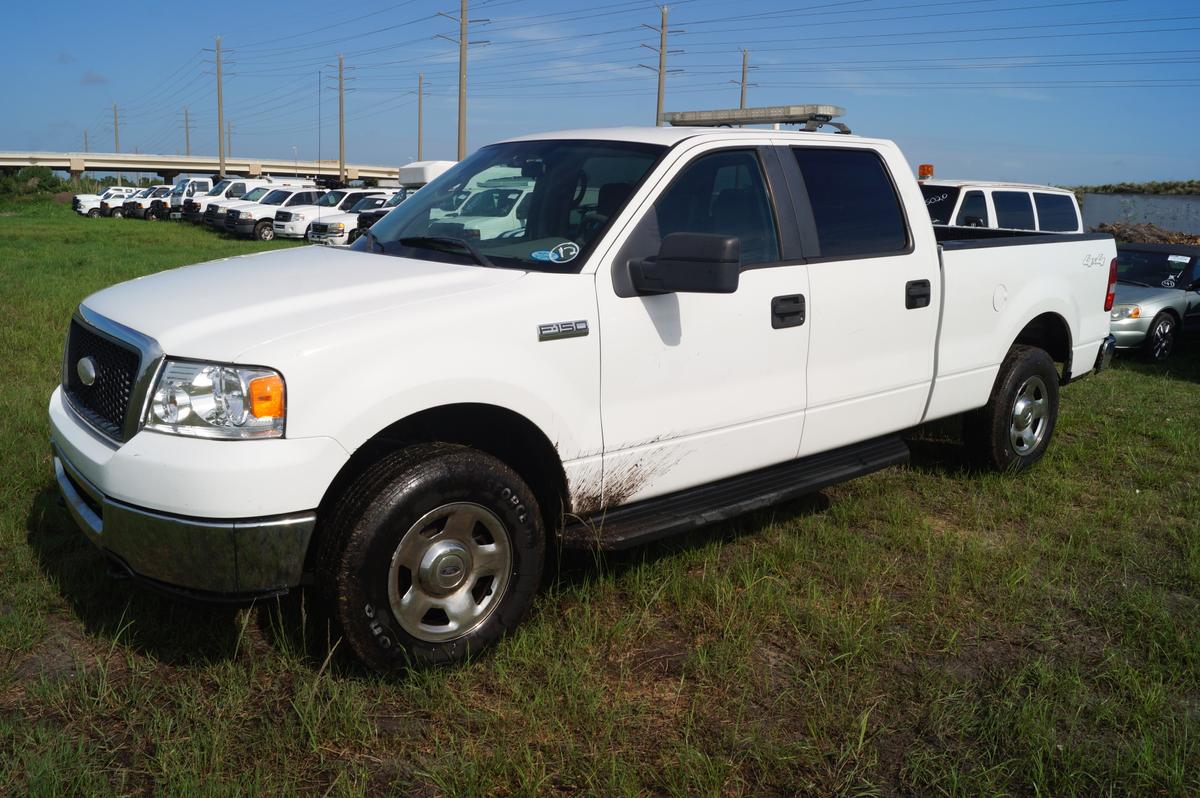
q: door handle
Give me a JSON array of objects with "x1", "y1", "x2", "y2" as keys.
[
  {"x1": 905, "y1": 279, "x2": 931, "y2": 309},
  {"x1": 771, "y1": 294, "x2": 806, "y2": 329}
]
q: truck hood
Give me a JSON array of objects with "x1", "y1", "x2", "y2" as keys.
[{"x1": 81, "y1": 247, "x2": 525, "y2": 361}]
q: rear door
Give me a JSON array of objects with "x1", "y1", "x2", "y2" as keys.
[{"x1": 780, "y1": 142, "x2": 941, "y2": 457}]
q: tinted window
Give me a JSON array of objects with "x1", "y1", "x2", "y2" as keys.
[
  {"x1": 792, "y1": 148, "x2": 908, "y2": 258},
  {"x1": 262, "y1": 190, "x2": 292, "y2": 205},
  {"x1": 642, "y1": 149, "x2": 780, "y2": 265},
  {"x1": 1116, "y1": 249, "x2": 1191, "y2": 287},
  {"x1": 1034, "y1": 192, "x2": 1078, "y2": 232},
  {"x1": 955, "y1": 191, "x2": 988, "y2": 227},
  {"x1": 229, "y1": 183, "x2": 246, "y2": 198},
  {"x1": 920, "y1": 185, "x2": 960, "y2": 224},
  {"x1": 993, "y1": 191, "x2": 1035, "y2": 229}
]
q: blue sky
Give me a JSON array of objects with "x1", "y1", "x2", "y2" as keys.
[{"x1": 6, "y1": 0, "x2": 1200, "y2": 185}]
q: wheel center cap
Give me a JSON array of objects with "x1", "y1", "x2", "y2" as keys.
[{"x1": 419, "y1": 541, "x2": 471, "y2": 594}]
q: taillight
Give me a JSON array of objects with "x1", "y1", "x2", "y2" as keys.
[{"x1": 1104, "y1": 257, "x2": 1117, "y2": 311}]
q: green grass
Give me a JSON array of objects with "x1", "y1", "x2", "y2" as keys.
[{"x1": 2, "y1": 199, "x2": 1197, "y2": 796}]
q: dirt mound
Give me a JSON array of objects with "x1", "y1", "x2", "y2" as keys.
[
  {"x1": 1093, "y1": 221, "x2": 1200, "y2": 245},
  {"x1": 53, "y1": 191, "x2": 74, "y2": 204}
]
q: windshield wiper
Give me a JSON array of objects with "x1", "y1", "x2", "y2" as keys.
[{"x1": 397, "y1": 235, "x2": 498, "y2": 269}]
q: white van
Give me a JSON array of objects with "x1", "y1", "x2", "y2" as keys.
[{"x1": 919, "y1": 180, "x2": 1082, "y2": 234}]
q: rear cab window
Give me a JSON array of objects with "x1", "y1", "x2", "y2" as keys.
[
  {"x1": 992, "y1": 191, "x2": 1035, "y2": 230},
  {"x1": 1033, "y1": 192, "x2": 1079, "y2": 232},
  {"x1": 791, "y1": 147, "x2": 909, "y2": 259}
]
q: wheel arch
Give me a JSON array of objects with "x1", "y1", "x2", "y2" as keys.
[
  {"x1": 1011, "y1": 311, "x2": 1073, "y2": 380},
  {"x1": 314, "y1": 403, "x2": 570, "y2": 549}
]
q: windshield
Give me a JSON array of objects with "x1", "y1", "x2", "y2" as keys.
[
  {"x1": 261, "y1": 189, "x2": 294, "y2": 205},
  {"x1": 1117, "y1": 250, "x2": 1193, "y2": 288},
  {"x1": 134, "y1": 188, "x2": 153, "y2": 198},
  {"x1": 357, "y1": 139, "x2": 665, "y2": 270},
  {"x1": 238, "y1": 187, "x2": 271, "y2": 203},
  {"x1": 349, "y1": 196, "x2": 386, "y2": 212},
  {"x1": 920, "y1": 185, "x2": 961, "y2": 225},
  {"x1": 383, "y1": 191, "x2": 407, "y2": 208},
  {"x1": 317, "y1": 191, "x2": 347, "y2": 208},
  {"x1": 151, "y1": 187, "x2": 171, "y2": 197},
  {"x1": 207, "y1": 180, "x2": 231, "y2": 196}
]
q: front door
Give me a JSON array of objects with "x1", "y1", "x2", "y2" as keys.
[{"x1": 594, "y1": 142, "x2": 811, "y2": 509}]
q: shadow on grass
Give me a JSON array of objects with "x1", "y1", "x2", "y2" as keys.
[
  {"x1": 1110, "y1": 332, "x2": 1200, "y2": 383},
  {"x1": 26, "y1": 484, "x2": 254, "y2": 666}
]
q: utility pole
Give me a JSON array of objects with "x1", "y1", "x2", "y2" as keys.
[
  {"x1": 417, "y1": 72, "x2": 424, "y2": 161},
  {"x1": 112, "y1": 103, "x2": 120, "y2": 152},
  {"x1": 438, "y1": 1, "x2": 488, "y2": 160},
  {"x1": 183, "y1": 106, "x2": 191, "y2": 156},
  {"x1": 83, "y1": 129, "x2": 89, "y2": 153},
  {"x1": 338, "y1": 53, "x2": 346, "y2": 183},
  {"x1": 739, "y1": 49, "x2": 749, "y2": 109},
  {"x1": 640, "y1": 6, "x2": 683, "y2": 126},
  {"x1": 216, "y1": 36, "x2": 226, "y2": 177},
  {"x1": 225, "y1": 121, "x2": 232, "y2": 158}
]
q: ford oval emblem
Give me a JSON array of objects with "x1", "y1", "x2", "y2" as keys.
[
  {"x1": 439, "y1": 563, "x2": 463, "y2": 579},
  {"x1": 76, "y1": 356, "x2": 97, "y2": 386}
]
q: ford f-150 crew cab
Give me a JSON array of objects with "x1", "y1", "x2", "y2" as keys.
[{"x1": 49, "y1": 125, "x2": 1117, "y2": 671}]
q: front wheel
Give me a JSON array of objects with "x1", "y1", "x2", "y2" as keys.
[
  {"x1": 111, "y1": 208, "x2": 124, "y2": 219},
  {"x1": 1142, "y1": 312, "x2": 1176, "y2": 362},
  {"x1": 964, "y1": 345, "x2": 1060, "y2": 472},
  {"x1": 254, "y1": 220, "x2": 275, "y2": 241},
  {"x1": 347, "y1": 228, "x2": 363, "y2": 244},
  {"x1": 317, "y1": 444, "x2": 545, "y2": 671},
  {"x1": 87, "y1": 208, "x2": 100, "y2": 218}
]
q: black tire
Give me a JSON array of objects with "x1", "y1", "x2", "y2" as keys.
[
  {"x1": 964, "y1": 345, "x2": 1060, "y2": 472},
  {"x1": 111, "y1": 208, "x2": 124, "y2": 219},
  {"x1": 317, "y1": 444, "x2": 545, "y2": 671},
  {"x1": 255, "y1": 220, "x2": 275, "y2": 241},
  {"x1": 347, "y1": 228, "x2": 362, "y2": 244},
  {"x1": 1141, "y1": 312, "x2": 1176, "y2": 363},
  {"x1": 87, "y1": 208, "x2": 100, "y2": 218}
]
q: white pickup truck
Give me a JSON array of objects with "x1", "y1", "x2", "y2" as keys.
[
  {"x1": 49, "y1": 126, "x2": 1116, "y2": 671},
  {"x1": 74, "y1": 186, "x2": 138, "y2": 217}
]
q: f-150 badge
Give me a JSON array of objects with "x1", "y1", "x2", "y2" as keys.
[{"x1": 537, "y1": 320, "x2": 589, "y2": 341}]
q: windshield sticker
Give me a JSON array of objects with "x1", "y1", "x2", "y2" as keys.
[
  {"x1": 1162, "y1": 278, "x2": 1177, "y2": 288},
  {"x1": 1168, "y1": 254, "x2": 1190, "y2": 263},
  {"x1": 531, "y1": 241, "x2": 580, "y2": 264}
]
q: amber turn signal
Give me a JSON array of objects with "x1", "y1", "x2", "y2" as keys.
[{"x1": 248, "y1": 374, "x2": 285, "y2": 418}]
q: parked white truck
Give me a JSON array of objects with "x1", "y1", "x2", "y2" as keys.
[
  {"x1": 272, "y1": 188, "x2": 384, "y2": 240},
  {"x1": 49, "y1": 124, "x2": 1117, "y2": 671},
  {"x1": 74, "y1": 186, "x2": 138, "y2": 217}
]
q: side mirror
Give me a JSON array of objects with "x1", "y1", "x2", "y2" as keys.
[{"x1": 629, "y1": 233, "x2": 740, "y2": 295}]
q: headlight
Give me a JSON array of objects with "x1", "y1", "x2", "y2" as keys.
[
  {"x1": 332, "y1": 222, "x2": 345, "y2": 232},
  {"x1": 146, "y1": 360, "x2": 285, "y2": 439},
  {"x1": 1110, "y1": 304, "x2": 1141, "y2": 321},
  {"x1": 215, "y1": 208, "x2": 227, "y2": 216},
  {"x1": 294, "y1": 213, "x2": 306, "y2": 222}
]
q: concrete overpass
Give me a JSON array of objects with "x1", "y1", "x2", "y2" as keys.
[{"x1": 0, "y1": 151, "x2": 399, "y2": 182}]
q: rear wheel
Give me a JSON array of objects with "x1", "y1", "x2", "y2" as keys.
[
  {"x1": 964, "y1": 345, "x2": 1059, "y2": 472},
  {"x1": 1142, "y1": 312, "x2": 1176, "y2": 362},
  {"x1": 255, "y1": 220, "x2": 275, "y2": 241},
  {"x1": 317, "y1": 444, "x2": 545, "y2": 671}
]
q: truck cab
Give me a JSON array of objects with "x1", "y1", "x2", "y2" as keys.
[
  {"x1": 164, "y1": 177, "x2": 214, "y2": 220},
  {"x1": 919, "y1": 178, "x2": 1082, "y2": 234}
]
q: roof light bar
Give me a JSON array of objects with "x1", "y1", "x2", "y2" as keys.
[{"x1": 663, "y1": 104, "x2": 850, "y2": 133}]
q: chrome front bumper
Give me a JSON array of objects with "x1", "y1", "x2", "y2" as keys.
[{"x1": 53, "y1": 443, "x2": 316, "y2": 600}]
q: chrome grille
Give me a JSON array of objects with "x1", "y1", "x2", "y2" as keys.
[{"x1": 63, "y1": 320, "x2": 140, "y2": 441}]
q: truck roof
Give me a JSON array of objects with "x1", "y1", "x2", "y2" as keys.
[
  {"x1": 920, "y1": 179, "x2": 1074, "y2": 194},
  {"x1": 500, "y1": 126, "x2": 880, "y2": 148}
]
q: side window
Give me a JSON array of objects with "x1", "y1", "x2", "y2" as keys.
[
  {"x1": 287, "y1": 193, "x2": 308, "y2": 206},
  {"x1": 993, "y1": 191, "x2": 1035, "y2": 229},
  {"x1": 637, "y1": 149, "x2": 780, "y2": 265},
  {"x1": 955, "y1": 190, "x2": 988, "y2": 227},
  {"x1": 229, "y1": 183, "x2": 246, "y2": 198},
  {"x1": 1033, "y1": 193, "x2": 1079, "y2": 232},
  {"x1": 791, "y1": 147, "x2": 908, "y2": 258},
  {"x1": 340, "y1": 194, "x2": 361, "y2": 210}
]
